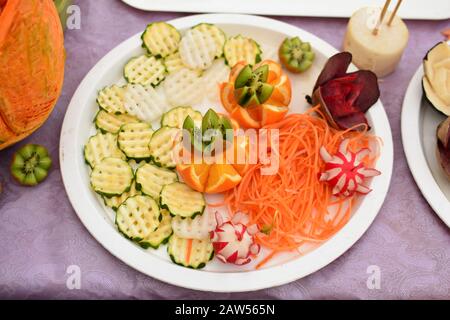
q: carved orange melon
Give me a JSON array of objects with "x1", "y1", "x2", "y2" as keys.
[{"x1": 0, "y1": 0, "x2": 65, "y2": 150}]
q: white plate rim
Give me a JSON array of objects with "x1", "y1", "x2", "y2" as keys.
[
  {"x1": 60, "y1": 13, "x2": 393, "y2": 292},
  {"x1": 121, "y1": 0, "x2": 450, "y2": 20},
  {"x1": 401, "y1": 65, "x2": 450, "y2": 228}
]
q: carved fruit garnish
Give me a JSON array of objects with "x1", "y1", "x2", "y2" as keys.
[
  {"x1": 319, "y1": 139, "x2": 380, "y2": 197},
  {"x1": 210, "y1": 212, "x2": 260, "y2": 265},
  {"x1": 311, "y1": 52, "x2": 380, "y2": 131}
]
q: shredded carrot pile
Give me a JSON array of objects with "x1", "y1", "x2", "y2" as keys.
[{"x1": 221, "y1": 106, "x2": 380, "y2": 267}]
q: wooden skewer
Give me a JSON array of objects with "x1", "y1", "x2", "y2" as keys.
[
  {"x1": 387, "y1": 0, "x2": 403, "y2": 26},
  {"x1": 372, "y1": 0, "x2": 391, "y2": 35}
]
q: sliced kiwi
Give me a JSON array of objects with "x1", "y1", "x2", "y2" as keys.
[{"x1": 10, "y1": 144, "x2": 52, "y2": 186}]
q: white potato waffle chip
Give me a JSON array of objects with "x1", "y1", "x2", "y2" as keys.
[
  {"x1": 192, "y1": 23, "x2": 226, "y2": 58},
  {"x1": 179, "y1": 29, "x2": 218, "y2": 70},
  {"x1": 201, "y1": 58, "x2": 230, "y2": 101},
  {"x1": 124, "y1": 84, "x2": 169, "y2": 122},
  {"x1": 163, "y1": 68, "x2": 204, "y2": 107}
]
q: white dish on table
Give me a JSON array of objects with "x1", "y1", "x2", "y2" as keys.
[{"x1": 60, "y1": 14, "x2": 393, "y2": 292}]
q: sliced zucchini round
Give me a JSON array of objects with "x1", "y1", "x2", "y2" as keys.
[
  {"x1": 124, "y1": 54, "x2": 166, "y2": 87},
  {"x1": 84, "y1": 132, "x2": 125, "y2": 168},
  {"x1": 103, "y1": 181, "x2": 141, "y2": 211},
  {"x1": 90, "y1": 157, "x2": 133, "y2": 197},
  {"x1": 161, "y1": 106, "x2": 202, "y2": 129},
  {"x1": 160, "y1": 182, "x2": 205, "y2": 218},
  {"x1": 164, "y1": 51, "x2": 185, "y2": 74},
  {"x1": 117, "y1": 122, "x2": 154, "y2": 160},
  {"x1": 141, "y1": 22, "x2": 181, "y2": 58},
  {"x1": 97, "y1": 85, "x2": 126, "y2": 114},
  {"x1": 135, "y1": 163, "x2": 178, "y2": 200},
  {"x1": 94, "y1": 110, "x2": 140, "y2": 134},
  {"x1": 167, "y1": 234, "x2": 214, "y2": 269},
  {"x1": 224, "y1": 35, "x2": 262, "y2": 67},
  {"x1": 139, "y1": 209, "x2": 173, "y2": 249},
  {"x1": 192, "y1": 23, "x2": 226, "y2": 58},
  {"x1": 148, "y1": 126, "x2": 181, "y2": 168},
  {"x1": 116, "y1": 195, "x2": 161, "y2": 241}
]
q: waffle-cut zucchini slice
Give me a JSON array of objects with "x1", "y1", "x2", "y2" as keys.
[
  {"x1": 160, "y1": 182, "x2": 205, "y2": 218},
  {"x1": 224, "y1": 35, "x2": 262, "y2": 67},
  {"x1": 97, "y1": 85, "x2": 126, "y2": 114},
  {"x1": 164, "y1": 68, "x2": 204, "y2": 107},
  {"x1": 117, "y1": 122, "x2": 154, "y2": 160},
  {"x1": 94, "y1": 110, "x2": 140, "y2": 134},
  {"x1": 139, "y1": 209, "x2": 173, "y2": 249},
  {"x1": 124, "y1": 84, "x2": 169, "y2": 123},
  {"x1": 192, "y1": 23, "x2": 226, "y2": 58},
  {"x1": 164, "y1": 52, "x2": 185, "y2": 74},
  {"x1": 135, "y1": 163, "x2": 178, "y2": 199},
  {"x1": 179, "y1": 29, "x2": 218, "y2": 70},
  {"x1": 90, "y1": 157, "x2": 133, "y2": 197},
  {"x1": 161, "y1": 106, "x2": 202, "y2": 129},
  {"x1": 116, "y1": 195, "x2": 161, "y2": 241},
  {"x1": 103, "y1": 181, "x2": 141, "y2": 211},
  {"x1": 148, "y1": 126, "x2": 181, "y2": 168},
  {"x1": 141, "y1": 22, "x2": 181, "y2": 58},
  {"x1": 167, "y1": 234, "x2": 214, "y2": 269},
  {"x1": 124, "y1": 55, "x2": 166, "y2": 87},
  {"x1": 201, "y1": 58, "x2": 230, "y2": 101},
  {"x1": 84, "y1": 132, "x2": 125, "y2": 168}
]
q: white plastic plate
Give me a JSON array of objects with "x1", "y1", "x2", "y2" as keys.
[
  {"x1": 401, "y1": 60, "x2": 450, "y2": 228},
  {"x1": 60, "y1": 14, "x2": 393, "y2": 292},
  {"x1": 121, "y1": 0, "x2": 450, "y2": 20}
]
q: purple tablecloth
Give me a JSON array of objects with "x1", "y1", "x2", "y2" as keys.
[{"x1": 0, "y1": 0, "x2": 449, "y2": 299}]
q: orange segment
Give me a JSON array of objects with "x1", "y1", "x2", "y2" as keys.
[
  {"x1": 219, "y1": 82, "x2": 237, "y2": 113},
  {"x1": 261, "y1": 104, "x2": 289, "y2": 126},
  {"x1": 176, "y1": 163, "x2": 211, "y2": 193},
  {"x1": 232, "y1": 136, "x2": 251, "y2": 176},
  {"x1": 230, "y1": 107, "x2": 261, "y2": 129},
  {"x1": 267, "y1": 74, "x2": 292, "y2": 106},
  {"x1": 205, "y1": 163, "x2": 242, "y2": 194}
]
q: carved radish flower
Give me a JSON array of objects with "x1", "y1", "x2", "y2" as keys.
[
  {"x1": 319, "y1": 139, "x2": 380, "y2": 197},
  {"x1": 210, "y1": 212, "x2": 260, "y2": 265}
]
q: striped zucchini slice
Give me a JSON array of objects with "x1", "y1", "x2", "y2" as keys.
[
  {"x1": 141, "y1": 22, "x2": 181, "y2": 58},
  {"x1": 192, "y1": 23, "x2": 226, "y2": 58},
  {"x1": 124, "y1": 55, "x2": 166, "y2": 87},
  {"x1": 135, "y1": 163, "x2": 178, "y2": 200},
  {"x1": 139, "y1": 209, "x2": 173, "y2": 249},
  {"x1": 148, "y1": 126, "x2": 181, "y2": 169},
  {"x1": 167, "y1": 234, "x2": 214, "y2": 269},
  {"x1": 103, "y1": 181, "x2": 141, "y2": 211},
  {"x1": 224, "y1": 35, "x2": 262, "y2": 67},
  {"x1": 161, "y1": 106, "x2": 202, "y2": 129},
  {"x1": 160, "y1": 182, "x2": 205, "y2": 218},
  {"x1": 90, "y1": 157, "x2": 133, "y2": 197},
  {"x1": 164, "y1": 52, "x2": 185, "y2": 74},
  {"x1": 97, "y1": 85, "x2": 126, "y2": 114},
  {"x1": 94, "y1": 110, "x2": 140, "y2": 134},
  {"x1": 116, "y1": 195, "x2": 161, "y2": 241},
  {"x1": 84, "y1": 132, "x2": 125, "y2": 168},
  {"x1": 117, "y1": 122, "x2": 154, "y2": 160},
  {"x1": 179, "y1": 28, "x2": 218, "y2": 70}
]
